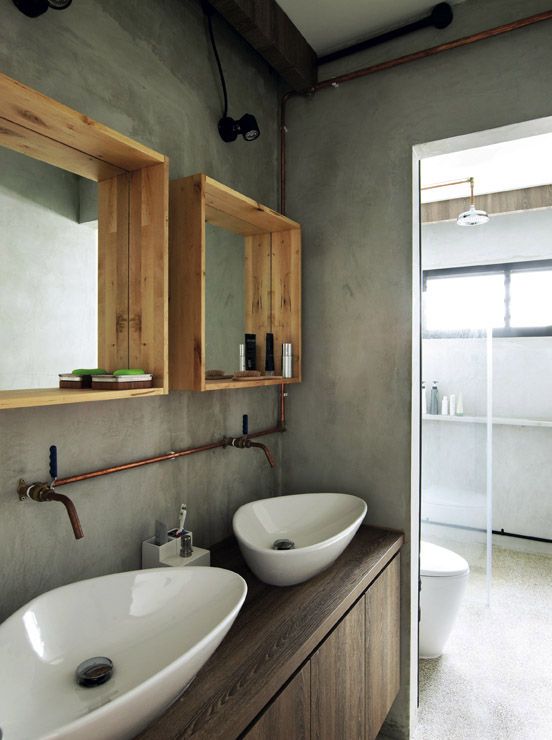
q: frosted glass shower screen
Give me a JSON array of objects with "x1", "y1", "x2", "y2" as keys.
[{"x1": 421, "y1": 323, "x2": 493, "y2": 603}]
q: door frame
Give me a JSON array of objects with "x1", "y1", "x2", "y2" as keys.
[{"x1": 410, "y1": 113, "x2": 552, "y2": 735}]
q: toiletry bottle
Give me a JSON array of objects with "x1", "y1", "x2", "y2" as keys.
[
  {"x1": 421, "y1": 381, "x2": 427, "y2": 415},
  {"x1": 239, "y1": 343, "x2": 246, "y2": 372},
  {"x1": 282, "y1": 343, "x2": 293, "y2": 378},
  {"x1": 265, "y1": 333, "x2": 275, "y2": 376},
  {"x1": 441, "y1": 396, "x2": 448, "y2": 416},
  {"x1": 456, "y1": 393, "x2": 464, "y2": 416},
  {"x1": 449, "y1": 394, "x2": 456, "y2": 416},
  {"x1": 245, "y1": 333, "x2": 256, "y2": 371},
  {"x1": 430, "y1": 381, "x2": 439, "y2": 415}
]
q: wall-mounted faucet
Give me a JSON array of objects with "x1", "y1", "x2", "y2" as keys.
[
  {"x1": 17, "y1": 479, "x2": 84, "y2": 539},
  {"x1": 223, "y1": 436, "x2": 276, "y2": 468}
]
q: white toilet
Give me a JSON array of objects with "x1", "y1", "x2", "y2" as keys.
[{"x1": 419, "y1": 541, "x2": 469, "y2": 659}]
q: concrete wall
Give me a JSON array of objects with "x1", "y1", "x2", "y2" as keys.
[
  {"x1": 0, "y1": 0, "x2": 281, "y2": 622},
  {"x1": 282, "y1": 1, "x2": 552, "y2": 736},
  {"x1": 0, "y1": 150, "x2": 97, "y2": 389}
]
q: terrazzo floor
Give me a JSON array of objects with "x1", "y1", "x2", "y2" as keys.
[{"x1": 415, "y1": 546, "x2": 552, "y2": 740}]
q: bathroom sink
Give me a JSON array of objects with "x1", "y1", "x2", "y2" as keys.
[
  {"x1": 0, "y1": 567, "x2": 247, "y2": 740},
  {"x1": 233, "y1": 493, "x2": 367, "y2": 586}
]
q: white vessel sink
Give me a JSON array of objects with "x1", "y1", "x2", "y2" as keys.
[
  {"x1": 233, "y1": 493, "x2": 367, "y2": 586},
  {"x1": 0, "y1": 567, "x2": 247, "y2": 740}
]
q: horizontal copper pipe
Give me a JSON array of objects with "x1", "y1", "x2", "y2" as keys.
[
  {"x1": 280, "y1": 10, "x2": 552, "y2": 212},
  {"x1": 53, "y1": 386, "x2": 287, "y2": 488}
]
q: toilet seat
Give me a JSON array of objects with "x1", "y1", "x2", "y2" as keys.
[{"x1": 420, "y1": 541, "x2": 469, "y2": 577}]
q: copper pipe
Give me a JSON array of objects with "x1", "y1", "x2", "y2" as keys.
[
  {"x1": 279, "y1": 382, "x2": 287, "y2": 428},
  {"x1": 279, "y1": 10, "x2": 552, "y2": 213},
  {"x1": 421, "y1": 177, "x2": 472, "y2": 191},
  {"x1": 54, "y1": 440, "x2": 226, "y2": 487},
  {"x1": 47, "y1": 491, "x2": 84, "y2": 540},
  {"x1": 47, "y1": 384, "x2": 286, "y2": 489}
]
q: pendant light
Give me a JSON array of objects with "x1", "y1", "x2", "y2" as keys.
[
  {"x1": 456, "y1": 177, "x2": 490, "y2": 226},
  {"x1": 421, "y1": 176, "x2": 490, "y2": 226}
]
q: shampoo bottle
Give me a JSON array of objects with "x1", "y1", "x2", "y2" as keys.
[
  {"x1": 456, "y1": 393, "x2": 464, "y2": 416},
  {"x1": 430, "y1": 381, "x2": 439, "y2": 415}
]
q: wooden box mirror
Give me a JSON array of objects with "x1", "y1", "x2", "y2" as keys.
[
  {"x1": 169, "y1": 174, "x2": 301, "y2": 391},
  {"x1": 0, "y1": 72, "x2": 168, "y2": 410}
]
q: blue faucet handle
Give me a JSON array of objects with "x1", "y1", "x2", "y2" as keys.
[{"x1": 49, "y1": 445, "x2": 58, "y2": 479}]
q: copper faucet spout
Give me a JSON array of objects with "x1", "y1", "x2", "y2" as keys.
[
  {"x1": 246, "y1": 440, "x2": 276, "y2": 468},
  {"x1": 222, "y1": 436, "x2": 276, "y2": 467},
  {"x1": 17, "y1": 480, "x2": 84, "y2": 539},
  {"x1": 47, "y1": 491, "x2": 84, "y2": 539}
]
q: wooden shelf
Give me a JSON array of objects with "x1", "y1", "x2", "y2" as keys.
[
  {"x1": 0, "y1": 71, "x2": 169, "y2": 410},
  {"x1": 0, "y1": 386, "x2": 166, "y2": 411},
  {"x1": 422, "y1": 414, "x2": 552, "y2": 428},
  {"x1": 170, "y1": 174, "x2": 301, "y2": 392},
  {"x1": 204, "y1": 376, "x2": 300, "y2": 391},
  {"x1": 0, "y1": 72, "x2": 164, "y2": 179}
]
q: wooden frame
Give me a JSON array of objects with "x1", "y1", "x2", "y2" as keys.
[
  {"x1": 170, "y1": 174, "x2": 301, "y2": 391},
  {"x1": 0, "y1": 72, "x2": 168, "y2": 410}
]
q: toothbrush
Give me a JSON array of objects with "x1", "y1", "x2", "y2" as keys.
[{"x1": 177, "y1": 504, "x2": 187, "y2": 535}]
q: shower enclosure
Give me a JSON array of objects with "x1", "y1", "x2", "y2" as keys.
[{"x1": 421, "y1": 259, "x2": 552, "y2": 603}]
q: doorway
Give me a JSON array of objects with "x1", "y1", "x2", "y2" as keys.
[{"x1": 411, "y1": 118, "x2": 552, "y2": 740}]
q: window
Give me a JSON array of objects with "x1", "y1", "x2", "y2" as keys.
[{"x1": 422, "y1": 260, "x2": 552, "y2": 337}]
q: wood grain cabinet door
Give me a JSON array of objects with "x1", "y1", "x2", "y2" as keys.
[
  {"x1": 366, "y1": 554, "x2": 401, "y2": 740},
  {"x1": 244, "y1": 663, "x2": 311, "y2": 740},
  {"x1": 311, "y1": 597, "x2": 366, "y2": 740}
]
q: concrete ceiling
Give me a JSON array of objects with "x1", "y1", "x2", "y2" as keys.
[
  {"x1": 421, "y1": 133, "x2": 552, "y2": 202},
  {"x1": 276, "y1": 0, "x2": 464, "y2": 56}
]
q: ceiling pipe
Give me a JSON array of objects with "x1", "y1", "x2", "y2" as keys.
[
  {"x1": 318, "y1": 2, "x2": 453, "y2": 66},
  {"x1": 280, "y1": 9, "x2": 552, "y2": 213}
]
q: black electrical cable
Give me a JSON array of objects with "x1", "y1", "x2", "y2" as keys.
[{"x1": 206, "y1": 9, "x2": 228, "y2": 118}]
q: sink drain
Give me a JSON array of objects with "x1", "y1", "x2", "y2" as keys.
[
  {"x1": 76, "y1": 657, "x2": 114, "y2": 687},
  {"x1": 272, "y1": 539, "x2": 295, "y2": 550}
]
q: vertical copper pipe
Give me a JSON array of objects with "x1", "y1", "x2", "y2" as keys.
[
  {"x1": 279, "y1": 10, "x2": 552, "y2": 214},
  {"x1": 279, "y1": 383, "x2": 286, "y2": 429}
]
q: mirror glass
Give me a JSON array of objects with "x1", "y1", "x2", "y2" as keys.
[
  {"x1": 0, "y1": 149, "x2": 99, "y2": 390},
  {"x1": 205, "y1": 223, "x2": 244, "y2": 375}
]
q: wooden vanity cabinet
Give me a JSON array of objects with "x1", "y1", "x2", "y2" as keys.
[
  {"x1": 244, "y1": 556, "x2": 401, "y2": 740},
  {"x1": 244, "y1": 665, "x2": 311, "y2": 740}
]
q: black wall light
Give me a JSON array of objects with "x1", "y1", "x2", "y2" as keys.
[
  {"x1": 204, "y1": 4, "x2": 260, "y2": 143},
  {"x1": 13, "y1": 0, "x2": 72, "y2": 18}
]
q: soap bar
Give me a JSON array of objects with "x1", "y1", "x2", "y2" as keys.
[
  {"x1": 71, "y1": 368, "x2": 108, "y2": 375},
  {"x1": 113, "y1": 368, "x2": 146, "y2": 376}
]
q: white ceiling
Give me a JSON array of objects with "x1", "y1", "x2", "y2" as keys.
[
  {"x1": 421, "y1": 133, "x2": 552, "y2": 202},
  {"x1": 277, "y1": 0, "x2": 463, "y2": 56}
]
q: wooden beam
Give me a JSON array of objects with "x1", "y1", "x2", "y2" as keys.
[
  {"x1": 422, "y1": 184, "x2": 552, "y2": 223},
  {"x1": 209, "y1": 0, "x2": 317, "y2": 92}
]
